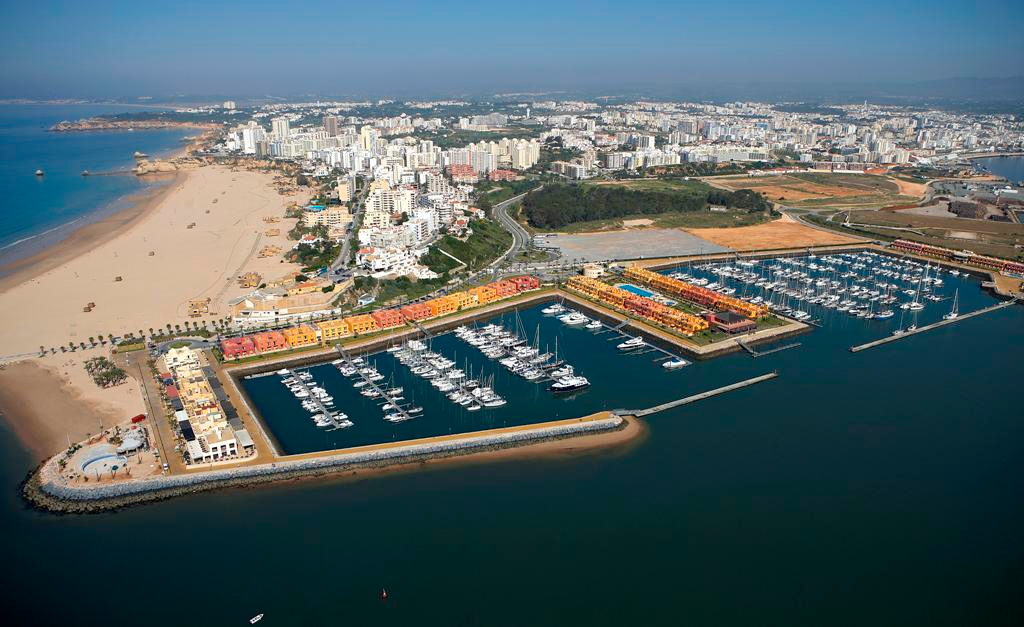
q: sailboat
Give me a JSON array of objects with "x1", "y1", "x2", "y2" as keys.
[
  {"x1": 892, "y1": 309, "x2": 906, "y2": 336},
  {"x1": 943, "y1": 289, "x2": 959, "y2": 320}
]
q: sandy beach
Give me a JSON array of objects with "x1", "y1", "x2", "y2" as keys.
[
  {"x1": 0, "y1": 164, "x2": 305, "y2": 458},
  {"x1": 0, "y1": 165, "x2": 304, "y2": 357},
  {"x1": 0, "y1": 354, "x2": 144, "y2": 461}
]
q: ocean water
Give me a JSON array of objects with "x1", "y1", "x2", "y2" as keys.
[
  {"x1": 2, "y1": 264, "x2": 1022, "y2": 625},
  {"x1": 0, "y1": 104, "x2": 193, "y2": 267},
  {"x1": 973, "y1": 155, "x2": 1024, "y2": 184}
]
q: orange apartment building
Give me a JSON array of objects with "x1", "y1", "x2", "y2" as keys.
[
  {"x1": 345, "y1": 314, "x2": 379, "y2": 335},
  {"x1": 282, "y1": 324, "x2": 318, "y2": 348}
]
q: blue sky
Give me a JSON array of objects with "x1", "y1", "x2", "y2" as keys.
[{"x1": 1, "y1": 0, "x2": 1022, "y2": 98}]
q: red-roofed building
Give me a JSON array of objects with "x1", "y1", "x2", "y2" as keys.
[
  {"x1": 508, "y1": 275, "x2": 539, "y2": 292},
  {"x1": 400, "y1": 302, "x2": 433, "y2": 321},
  {"x1": 488, "y1": 169, "x2": 517, "y2": 182},
  {"x1": 221, "y1": 336, "x2": 256, "y2": 360},
  {"x1": 489, "y1": 279, "x2": 518, "y2": 298},
  {"x1": 446, "y1": 164, "x2": 479, "y2": 184},
  {"x1": 371, "y1": 308, "x2": 405, "y2": 329},
  {"x1": 252, "y1": 331, "x2": 288, "y2": 354}
]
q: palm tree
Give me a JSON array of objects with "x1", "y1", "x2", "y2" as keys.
[
  {"x1": 148, "y1": 327, "x2": 154, "y2": 337},
  {"x1": 38, "y1": 345, "x2": 45, "y2": 356},
  {"x1": 88, "y1": 336, "x2": 95, "y2": 346}
]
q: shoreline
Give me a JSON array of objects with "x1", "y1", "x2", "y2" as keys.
[
  {"x1": 22, "y1": 413, "x2": 641, "y2": 514},
  {"x1": 0, "y1": 172, "x2": 184, "y2": 292}
]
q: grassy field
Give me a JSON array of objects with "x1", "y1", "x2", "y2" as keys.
[
  {"x1": 522, "y1": 208, "x2": 770, "y2": 234},
  {"x1": 583, "y1": 178, "x2": 712, "y2": 194},
  {"x1": 712, "y1": 172, "x2": 916, "y2": 209},
  {"x1": 421, "y1": 219, "x2": 513, "y2": 272}
]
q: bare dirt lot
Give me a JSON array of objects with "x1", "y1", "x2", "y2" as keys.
[
  {"x1": 684, "y1": 214, "x2": 862, "y2": 251},
  {"x1": 711, "y1": 172, "x2": 916, "y2": 208}
]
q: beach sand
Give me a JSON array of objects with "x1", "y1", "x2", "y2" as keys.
[
  {"x1": 0, "y1": 165, "x2": 305, "y2": 458},
  {"x1": 0, "y1": 165, "x2": 303, "y2": 357},
  {"x1": 0, "y1": 354, "x2": 144, "y2": 462}
]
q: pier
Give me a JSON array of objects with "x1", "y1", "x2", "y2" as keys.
[
  {"x1": 283, "y1": 368, "x2": 348, "y2": 430},
  {"x1": 335, "y1": 346, "x2": 415, "y2": 422},
  {"x1": 849, "y1": 299, "x2": 1017, "y2": 353},
  {"x1": 736, "y1": 338, "x2": 801, "y2": 358},
  {"x1": 617, "y1": 372, "x2": 778, "y2": 417}
]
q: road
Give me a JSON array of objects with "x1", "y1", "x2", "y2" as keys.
[
  {"x1": 330, "y1": 179, "x2": 369, "y2": 275},
  {"x1": 491, "y1": 186, "x2": 540, "y2": 266}
]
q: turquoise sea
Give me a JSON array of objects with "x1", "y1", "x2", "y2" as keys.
[
  {"x1": 0, "y1": 104, "x2": 193, "y2": 269},
  {"x1": 1, "y1": 250, "x2": 1022, "y2": 625}
]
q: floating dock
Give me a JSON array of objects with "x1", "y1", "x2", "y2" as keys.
[
  {"x1": 849, "y1": 299, "x2": 1017, "y2": 353},
  {"x1": 617, "y1": 372, "x2": 778, "y2": 417}
]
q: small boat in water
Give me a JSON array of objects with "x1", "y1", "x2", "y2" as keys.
[
  {"x1": 250, "y1": 614, "x2": 264, "y2": 624},
  {"x1": 943, "y1": 289, "x2": 959, "y2": 321},
  {"x1": 550, "y1": 375, "x2": 590, "y2": 393},
  {"x1": 662, "y1": 358, "x2": 689, "y2": 370},
  {"x1": 617, "y1": 336, "x2": 645, "y2": 351},
  {"x1": 34, "y1": 169, "x2": 44, "y2": 176}
]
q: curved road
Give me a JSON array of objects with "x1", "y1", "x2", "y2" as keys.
[{"x1": 491, "y1": 186, "x2": 540, "y2": 267}]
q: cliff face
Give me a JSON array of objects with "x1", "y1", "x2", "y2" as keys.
[{"x1": 134, "y1": 159, "x2": 202, "y2": 175}]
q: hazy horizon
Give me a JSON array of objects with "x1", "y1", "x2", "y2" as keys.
[{"x1": 2, "y1": 0, "x2": 1023, "y2": 102}]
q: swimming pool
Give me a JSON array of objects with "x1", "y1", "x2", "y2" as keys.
[{"x1": 616, "y1": 283, "x2": 678, "y2": 305}]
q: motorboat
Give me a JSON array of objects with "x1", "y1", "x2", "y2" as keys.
[
  {"x1": 550, "y1": 375, "x2": 591, "y2": 393},
  {"x1": 617, "y1": 336, "x2": 645, "y2": 351},
  {"x1": 662, "y1": 358, "x2": 689, "y2": 370},
  {"x1": 559, "y1": 312, "x2": 589, "y2": 326}
]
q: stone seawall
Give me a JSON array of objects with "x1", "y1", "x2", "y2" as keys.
[{"x1": 24, "y1": 415, "x2": 624, "y2": 514}]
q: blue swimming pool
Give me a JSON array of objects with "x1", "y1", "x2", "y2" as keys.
[
  {"x1": 616, "y1": 283, "x2": 655, "y2": 298},
  {"x1": 616, "y1": 283, "x2": 678, "y2": 305}
]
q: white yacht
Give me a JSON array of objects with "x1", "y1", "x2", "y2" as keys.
[
  {"x1": 550, "y1": 375, "x2": 590, "y2": 393},
  {"x1": 662, "y1": 358, "x2": 689, "y2": 370},
  {"x1": 559, "y1": 312, "x2": 589, "y2": 326},
  {"x1": 617, "y1": 336, "x2": 645, "y2": 351}
]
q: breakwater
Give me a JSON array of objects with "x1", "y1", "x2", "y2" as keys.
[
  {"x1": 23, "y1": 414, "x2": 624, "y2": 514},
  {"x1": 849, "y1": 299, "x2": 1017, "y2": 352}
]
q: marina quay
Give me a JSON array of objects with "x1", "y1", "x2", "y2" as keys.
[{"x1": 23, "y1": 240, "x2": 1021, "y2": 514}]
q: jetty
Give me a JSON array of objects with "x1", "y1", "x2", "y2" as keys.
[
  {"x1": 849, "y1": 299, "x2": 1017, "y2": 353},
  {"x1": 335, "y1": 346, "x2": 415, "y2": 423},
  {"x1": 617, "y1": 372, "x2": 778, "y2": 417},
  {"x1": 736, "y1": 338, "x2": 801, "y2": 358}
]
